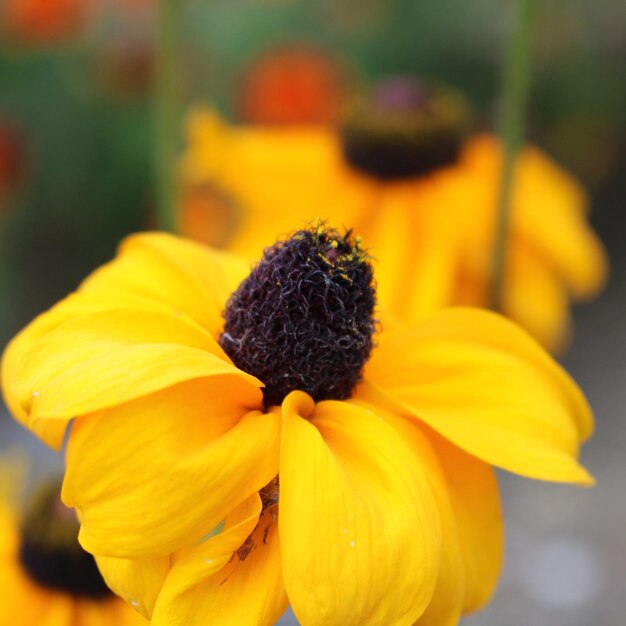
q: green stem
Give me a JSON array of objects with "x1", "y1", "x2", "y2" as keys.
[
  {"x1": 489, "y1": 0, "x2": 535, "y2": 310},
  {"x1": 154, "y1": 0, "x2": 183, "y2": 232}
]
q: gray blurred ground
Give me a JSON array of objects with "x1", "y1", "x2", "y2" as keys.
[{"x1": 1, "y1": 179, "x2": 624, "y2": 625}]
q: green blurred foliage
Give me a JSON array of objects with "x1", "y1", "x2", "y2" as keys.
[{"x1": 0, "y1": 0, "x2": 624, "y2": 342}]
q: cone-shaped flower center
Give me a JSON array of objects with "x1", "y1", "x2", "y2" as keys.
[
  {"x1": 340, "y1": 76, "x2": 471, "y2": 179},
  {"x1": 18, "y1": 481, "x2": 113, "y2": 600},
  {"x1": 220, "y1": 226, "x2": 376, "y2": 407}
]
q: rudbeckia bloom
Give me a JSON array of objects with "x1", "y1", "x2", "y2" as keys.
[
  {"x1": 0, "y1": 477, "x2": 146, "y2": 625},
  {"x1": 180, "y1": 77, "x2": 608, "y2": 353},
  {"x1": 2, "y1": 228, "x2": 593, "y2": 626}
]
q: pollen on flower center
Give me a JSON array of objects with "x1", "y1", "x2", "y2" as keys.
[
  {"x1": 219, "y1": 225, "x2": 376, "y2": 407},
  {"x1": 340, "y1": 76, "x2": 471, "y2": 179},
  {"x1": 18, "y1": 480, "x2": 113, "y2": 600}
]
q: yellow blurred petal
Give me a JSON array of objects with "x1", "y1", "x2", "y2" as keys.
[
  {"x1": 74, "y1": 599, "x2": 149, "y2": 626},
  {"x1": 504, "y1": 244, "x2": 572, "y2": 354},
  {"x1": 513, "y1": 144, "x2": 609, "y2": 299},
  {"x1": 363, "y1": 308, "x2": 594, "y2": 484},
  {"x1": 152, "y1": 495, "x2": 288, "y2": 626},
  {"x1": 12, "y1": 308, "x2": 261, "y2": 436},
  {"x1": 426, "y1": 428, "x2": 503, "y2": 613},
  {"x1": 462, "y1": 136, "x2": 608, "y2": 300},
  {"x1": 360, "y1": 181, "x2": 461, "y2": 324},
  {"x1": 280, "y1": 392, "x2": 441, "y2": 626},
  {"x1": 96, "y1": 554, "x2": 170, "y2": 619},
  {"x1": 113, "y1": 600, "x2": 152, "y2": 626},
  {"x1": 184, "y1": 114, "x2": 367, "y2": 262},
  {"x1": 63, "y1": 380, "x2": 280, "y2": 557}
]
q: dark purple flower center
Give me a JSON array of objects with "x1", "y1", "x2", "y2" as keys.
[
  {"x1": 219, "y1": 226, "x2": 376, "y2": 407},
  {"x1": 341, "y1": 76, "x2": 471, "y2": 179},
  {"x1": 18, "y1": 481, "x2": 113, "y2": 600}
]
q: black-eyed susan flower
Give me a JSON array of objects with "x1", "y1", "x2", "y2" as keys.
[
  {"x1": 2, "y1": 227, "x2": 594, "y2": 625},
  {"x1": 0, "y1": 477, "x2": 147, "y2": 625},
  {"x1": 179, "y1": 77, "x2": 608, "y2": 353}
]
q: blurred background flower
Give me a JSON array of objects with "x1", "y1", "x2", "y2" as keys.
[
  {"x1": 0, "y1": 468, "x2": 146, "y2": 624},
  {"x1": 179, "y1": 85, "x2": 607, "y2": 353},
  {"x1": 237, "y1": 44, "x2": 349, "y2": 125}
]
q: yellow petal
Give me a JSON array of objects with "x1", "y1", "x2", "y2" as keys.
[
  {"x1": 363, "y1": 308, "x2": 594, "y2": 484},
  {"x1": 152, "y1": 495, "x2": 288, "y2": 626},
  {"x1": 96, "y1": 554, "x2": 170, "y2": 619},
  {"x1": 63, "y1": 379, "x2": 280, "y2": 557},
  {"x1": 355, "y1": 405, "x2": 464, "y2": 626},
  {"x1": 13, "y1": 307, "x2": 261, "y2": 445},
  {"x1": 81, "y1": 232, "x2": 250, "y2": 336},
  {"x1": 2, "y1": 232, "x2": 250, "y2": 445},
  {"x1": 1, "y1": 293, "x2": 121, "y2": 443},
  {"x1": 426, "y1": 430, "x2": 503, "y2": 614},
  {"x1": 280, "y1": 391, "x2": 441, "y2": 626}
]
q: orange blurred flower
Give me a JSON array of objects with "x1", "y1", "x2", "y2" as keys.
[
  {"x1": 2, "y1": 0, "x2": 84, "y2": 44},
  {"x1": 237, "y1": 44, "x2": 348, "y2": 125}
]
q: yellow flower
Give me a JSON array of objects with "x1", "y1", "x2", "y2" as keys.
[
  {"x1": 0, "y1": 477, "x2": 147, "y2": 625},
  {"x1": 180, "y1": 85, "x2": 607, "y2": 353},
  {"x1": 2, "y1": 228, "x2": 593, "y2": 626}
]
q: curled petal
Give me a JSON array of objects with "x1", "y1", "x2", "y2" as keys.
[
  {"x1": 96, "y1": 554, "x2": 170, "y2": 620},
  {"x1": 280, "y1": 392, "x2": 441, "y2": 626},
  {"x1": 363, "y1": 308, "x2": 594, "y2": 484},
  {"x1": 63, "y1": 379, "x2": 280, "y2": 557},
  {"x1": 152, "y1": 495, "x2": 288, "y2": 626}
]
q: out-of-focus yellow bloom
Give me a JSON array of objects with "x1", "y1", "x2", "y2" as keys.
[
  {"x1": 180, "y1": 103, "x2": 607, "y2": 353},
  {"x1": 2, "y1": 229, "x2": 594, "y2": 626},
  {"x1": 0, "y1": 478, "x2": 146, "y2": 625}
]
